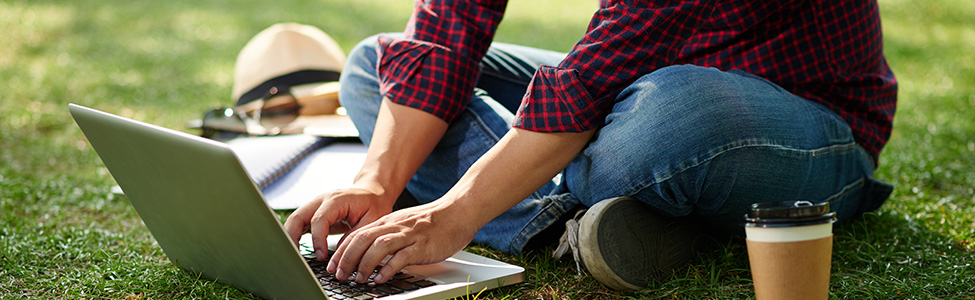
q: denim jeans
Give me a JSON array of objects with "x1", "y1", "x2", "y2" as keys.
[{"x1": 339, "y1": 35, "x2": 893, "y2": 255}]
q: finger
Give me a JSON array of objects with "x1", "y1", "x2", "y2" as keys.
[
  {"x1": 283, "y1": 197, "x2": 323, "y2": 246},
  {"x1": 330, "y1": 225, "x2": 388, "y2": 281},
  {"x1": 327, "y1": 229, "x2": 351, "y2": 275},
  {"x1": 309, "y1": 198, "x2": 346, "y2": 261},
  {"x1": 372, "y1": 241, "x2": 416, "y2": 284},
  {"x1": 323, "y1": 220, "x2": 354, "y2": 275},
  {"x1": 332, "y1": 216, "x2": 369, "y2": 253},
  {"x1": 356, "y1": 232, "x2": 413, "y2": 283}
]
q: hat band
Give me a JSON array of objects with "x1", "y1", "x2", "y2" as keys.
[{"x1": 237, "y1": 69, "x2": 341, "y2": 106}]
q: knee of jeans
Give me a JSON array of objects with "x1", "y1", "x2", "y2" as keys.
[
  {"x1": 339, "y1": 35, "x2": 384, "y2": 116},
  {"x1": 616, "y1": 65, "x2": 736, "y2": 119},
  {"x1": 608, "y1": 66, "x2": 752, "y2": 147},
  {"x1": 621, "y1": 65, "x2": 726, "y2": 99},
  {"x1": 340, "y1": 35, "x2": 382, "y2": 85},
  {"x1": 347, "y1": 34, "x2": 382, "y2": 66}
]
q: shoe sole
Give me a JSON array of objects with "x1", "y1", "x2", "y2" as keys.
[{"x1": 578, "y1": 196, "x2": 698, "y2": 291}]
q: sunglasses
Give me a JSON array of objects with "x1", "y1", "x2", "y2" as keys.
[{"x1": 200, "y1": 86, "x2": 302, "y2": 138}]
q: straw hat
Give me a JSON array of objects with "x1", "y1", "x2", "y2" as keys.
[{"x1": 232, "y1": 23, "x2": 345, "y2": 115}]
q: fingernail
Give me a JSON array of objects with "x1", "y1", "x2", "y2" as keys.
[
  {"x1": 336, "y1": 268, "x2": 346, "y2": 281},
  {"x1": 326, "y1": 260, "x2": 336, "y2": 273},
  {"x1": 374, "y1": 273, "x2": 384, "y2": 283},
  {"x1": 355, "y1": 272, "x2": 365, "y2": 283},
  {"x1": 315, "y1": 249, "x2": 324, "y2": 261}
]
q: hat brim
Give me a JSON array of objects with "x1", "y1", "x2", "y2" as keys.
[
  {"x1": 292, "y1": 81, "x2": 341, "y2": 115},
  {"x1": 236, "y1": 81, "x2": 341, "y2": 116},
  {"x1": 292, "y1": 81, "x2": 340, "y2": 100}
]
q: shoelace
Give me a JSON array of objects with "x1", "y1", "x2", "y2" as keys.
[{"x1": 552, "y1": 209, "x2": 587, "y2": 276}]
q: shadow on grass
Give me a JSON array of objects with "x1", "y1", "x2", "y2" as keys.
[{"x1": 472, "y1": 207, "x2": 975, "y2": 299}]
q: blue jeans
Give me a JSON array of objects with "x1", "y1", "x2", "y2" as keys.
[{"x1": 339, "y1": 35, "x2": 893, "y2": 255}]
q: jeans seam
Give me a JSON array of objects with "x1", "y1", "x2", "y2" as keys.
[
  {"x1": 464, "y1": 106, "x2": 503, "y2": 145},
  {"x1": 811, "y1": 142, "x2": 858, "y2": 157},
  {"x1": 824, "y1": 177, "x2": 866, "y2": 204},
  {"x1": 634, "y1": 141, "x2": 861, "y2": 196},
  {"x1": 507, "y1": 193, "x2": 574, "y2": 253}
]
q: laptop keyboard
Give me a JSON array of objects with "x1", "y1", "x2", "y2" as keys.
[{"x1": 304, "y1": 256, "x2": 437, "y2": 299}]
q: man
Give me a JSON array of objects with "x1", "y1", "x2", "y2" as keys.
[{"x1": 284, "y1": 0, "x2": 896, "y2": 290}]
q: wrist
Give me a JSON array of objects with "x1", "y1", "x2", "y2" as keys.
[
  {"x1": 433, "y1": 195, "x2": 485, "y2": 237},
  {"x1": 437, "y1": 191, "x2": 496, "y2": 230},
  {"x1": 350, "y1": 172, "x2": 401, "y2": 208}
]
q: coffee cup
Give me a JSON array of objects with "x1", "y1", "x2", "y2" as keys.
[{"x1": 744, "y1": 201, "x2": 836, "y2": 300}]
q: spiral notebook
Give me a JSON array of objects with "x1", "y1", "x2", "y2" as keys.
[{"x1": 225, "y1": 134, "x2": 331, "y2": 190}]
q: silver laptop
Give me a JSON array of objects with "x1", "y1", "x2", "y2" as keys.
[{"x1": 69, "y1": 104, "x2": 524, "y2": 300}]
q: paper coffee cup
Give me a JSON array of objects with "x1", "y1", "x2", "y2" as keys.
[{"x1": 744, "y1": 201, "x2": 836, "y2": 300}]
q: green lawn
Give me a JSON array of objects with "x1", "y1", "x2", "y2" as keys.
[{"x1": 2, "y1": 0, "x2": 973, "y2": 298}]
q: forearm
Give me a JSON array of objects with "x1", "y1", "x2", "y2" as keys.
[
  {"x1": 353, "y1": 98, "x2": 447, "y2": 205},
  {"x1": 439, "y1": 128, "x2": 595, "y2": 228},
  {"x1": 323, "y1": 127, "x2": 592, "y2": 284}
]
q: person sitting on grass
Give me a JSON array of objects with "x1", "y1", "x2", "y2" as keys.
[{"x1": 284, "y1": 0, "x2": 897, "y2": 290}]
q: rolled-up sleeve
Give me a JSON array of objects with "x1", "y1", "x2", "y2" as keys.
[
  {"x1": 515, "y1": 0, "x2": 715, "y2": 132},
  {"x1": 376, "y1": 0, "x2": 507, "y2": 123}
]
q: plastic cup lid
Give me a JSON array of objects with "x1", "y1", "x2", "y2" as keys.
[{"x1": 744, "y1": 200, "x2": 836, "y2": 228}]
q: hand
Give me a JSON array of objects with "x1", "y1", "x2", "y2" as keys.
[
  {"x1": 283, "y1": 185, "x2": 397, "y2": 261},
  {"x1": 327, "y1": 200, "x2": 478, "y2": 284}
]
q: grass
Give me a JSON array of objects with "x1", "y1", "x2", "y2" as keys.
[{"x1": 1, "y1": 0, "x2": 973, "y2": 298}]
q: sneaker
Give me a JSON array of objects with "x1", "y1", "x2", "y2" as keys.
[{"x1": 554, "y1": 196, "x2": 702, "y2": 291}]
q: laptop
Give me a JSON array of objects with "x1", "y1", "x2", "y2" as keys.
[{"x1": 68, "y1": 104, "x2": 524, "y2": 299}]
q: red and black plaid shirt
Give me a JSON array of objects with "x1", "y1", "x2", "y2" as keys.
[{"x1": 375, "y1": 0, "x2": 897, "y2": 160}]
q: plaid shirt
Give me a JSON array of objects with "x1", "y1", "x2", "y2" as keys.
[{"x1": 375, "y1": 0, "x2": 897, "y2": 160}]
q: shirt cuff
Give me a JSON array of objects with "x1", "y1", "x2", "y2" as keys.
[
  {"x1": 376, "y1": 35, "x2": 479, "y2": 123},
  {"x1": 513, "y1": 65, "x2": 611, "y2": 132}
]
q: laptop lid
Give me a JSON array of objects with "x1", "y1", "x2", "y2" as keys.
[
  {"x1": 70, "y1": 104, "x2": 329, "y2": 299},
  {"x1": 69, "y1": 104, "x2": 524, "y2": 299}
]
